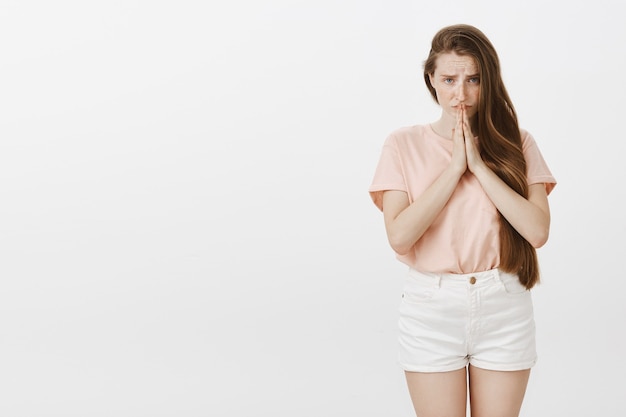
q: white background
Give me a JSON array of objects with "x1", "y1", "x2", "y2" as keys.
[{"x1": 1, "y1": 1, "x2": 624, "y2": 416}]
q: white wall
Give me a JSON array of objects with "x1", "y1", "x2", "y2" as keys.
[{"x1": 1, "y1": 1, "x2": 624, "y2": 416}]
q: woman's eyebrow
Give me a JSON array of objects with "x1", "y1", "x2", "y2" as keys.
[{"x1": 439, "y1": 73, "x2": 480, "y2": 78}]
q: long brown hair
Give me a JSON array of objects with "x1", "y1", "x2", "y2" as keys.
[{"x1": 423, "y1": 24, "x2": 539, "y2": 289}]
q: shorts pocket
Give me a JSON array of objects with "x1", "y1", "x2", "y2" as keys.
[
  {"x1": 401, "y1": 270, "x2": 439, "y2": 304},
  {"x1": 499, "y1": 273, "x2": 529, "y2": 296}
]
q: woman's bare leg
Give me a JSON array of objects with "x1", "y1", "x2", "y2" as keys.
[
  {"x1": 405, "y1": 368, "x2": 467, "y2": 417},
  {"x1": 468, "y1": 365, "x2": 530, "y2": 417}
]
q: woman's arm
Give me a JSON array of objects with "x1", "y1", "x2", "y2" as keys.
[
  {"x1": 461, "y1": 110, "x2": 551, "y2": 248},
  {"x1": 383, "y1": 117, "x2": 468, "y2": 255},
  {"x1": 382, "y1": 166, "x2": 464, "y2": 255},
  {"x1": 383, "y1": 164, "x2": 465, "y2": 255},
  {"x1": 469, "y1": 168, "x2": 550, "y2": 248}
]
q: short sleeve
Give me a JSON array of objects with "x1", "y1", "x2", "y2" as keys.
[
  {"x1": 521, "y1": 130, "x2": 557, "y2": 195},
  {"x1": 368, "y1": 134, "x2": 407, "y2": 211}
]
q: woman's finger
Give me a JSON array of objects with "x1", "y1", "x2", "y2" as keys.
[
  {"x1": 455, "y1": 109, "x2": 464, "y2": 139},
  {"x1": 461, "y1": 105, "x2": 471, "y2": 138}
]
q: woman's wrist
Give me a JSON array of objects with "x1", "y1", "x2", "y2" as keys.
[
  {"x1": 471, "y1": 163, "x2": 493, "y2": 182},
  {"x1": 446, "y1": 163, "x2": 467, "y2": 181}
]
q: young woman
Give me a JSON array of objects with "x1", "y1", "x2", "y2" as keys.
[{"x1": 369, "y1": 24, "x2": 556, "y2": 417}]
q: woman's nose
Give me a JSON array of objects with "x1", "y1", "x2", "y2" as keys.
[{"x1": 456, "y1": 84, "x2": 466, "y2": 101}]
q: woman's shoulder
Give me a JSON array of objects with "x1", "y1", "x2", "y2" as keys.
[
  {"x1": 519, "y1": 127, "x2": 533, "y2": 139},
  {"x1": 518, "y1": 127, "x2": 538, "y2": 149}
]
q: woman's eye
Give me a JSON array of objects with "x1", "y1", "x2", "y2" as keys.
[
  {"x1": 444, "y1": 78, "x2": 453, "y2": 84},
  {"x1": 469, "y1": 77, "x2": 480, "y2": 83}
]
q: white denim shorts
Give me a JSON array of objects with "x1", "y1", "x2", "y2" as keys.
[{"x1": 398, "y1": 268, "x2": 537, "y2": 372}]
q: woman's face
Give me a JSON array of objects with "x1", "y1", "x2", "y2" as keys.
[{"x1": 429, "y1": 52, "x2": 481, "y2": 122}]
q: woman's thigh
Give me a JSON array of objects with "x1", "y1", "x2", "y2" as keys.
[
  {"x1": 405, "y1": 368, "x2": 467, "y2": 417},
  {"x1": 469, "y1": 365, "x2": 530, "y2": 417}
]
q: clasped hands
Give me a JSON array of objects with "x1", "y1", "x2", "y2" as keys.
[{"x1": 451, "y1": 105, "x2": 487, "y2": 175}]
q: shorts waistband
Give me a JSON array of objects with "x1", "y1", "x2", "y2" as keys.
[{"x1": 407, "y1": 268, "x2": 517, "y2": 288}]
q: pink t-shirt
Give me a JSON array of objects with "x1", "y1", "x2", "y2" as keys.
[{"x1": 369, "y1": 124, "x2": 556, "y2": 274}]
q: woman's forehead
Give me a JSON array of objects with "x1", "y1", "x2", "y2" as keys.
[{"x1": 435, "y1": 53, "x2": 478, "y2": 73}]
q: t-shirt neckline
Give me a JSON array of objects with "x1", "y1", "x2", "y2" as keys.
[{"x1": 427, "y1": 123, "x2": 453, "y2": 142}]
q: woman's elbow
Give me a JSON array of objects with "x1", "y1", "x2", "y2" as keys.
[
  {"x1": 528, "y1": 227, "x2": 550, "y2": 248},
  {"x1": 387, "y1": 233, "x2": 413, "y2": 256},
  {"x1": 391, "y1": 244, "x2": 412, "y2": 256}
]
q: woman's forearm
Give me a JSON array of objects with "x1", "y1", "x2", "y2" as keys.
[
  {"x1": 472, "y1": 166, "x2": 550, "y2": 248},
  {"x1": 384, "y1": 166, "x2": 464, "y2": 255}
]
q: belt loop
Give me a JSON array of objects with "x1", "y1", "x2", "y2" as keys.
[
  {"x1": 492, "y1": 268, "x2": 502, "y2": 283},
  {"x1": 434, "y1": 274, "x2": 442, "y2": 289}
]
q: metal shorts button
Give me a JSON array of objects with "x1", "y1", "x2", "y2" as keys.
[{"x1": 469, "y1": 276, "x2": 477, "y2": 285}]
